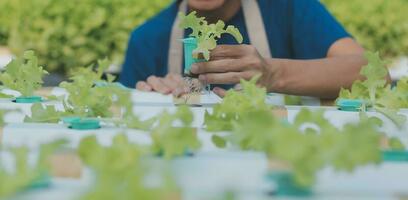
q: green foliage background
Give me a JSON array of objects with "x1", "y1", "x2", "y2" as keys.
[
  {"x1": 321, "y1": 0, "x2": 408, "y2": 59},
  {"x1": 0, "y1": 0, "x2": 171, "y2": 73}
]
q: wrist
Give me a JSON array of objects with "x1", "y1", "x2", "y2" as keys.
[{"x1": 263, "y1": 58, "x2": 286, "y2": 93}]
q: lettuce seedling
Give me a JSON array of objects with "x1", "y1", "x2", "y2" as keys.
[
  {"x1": 78, "y1": 134, "x2": 178, "y2": 200},
  {"x1": 151, "y1": 106, "x2": 201, "y2": 159},
  {"x1": 339, "y1": 51, "x2": 407, "y2": 127},
  {"x1": 60, "y1": 59, "x2": 131, "y2": 118},
  {"x1": 179, "y1": 11, "x2": 243, "y2": 60},
  {"x1": 23, "y1": 58, "x2": 159, "y2": 131},
  {"x1": 0, "y1": 140, "x2": 66, "y2": 198},
  {"x1": 204, "y1": 75, "x2": 271, "y2": 131},
  {"x1": 0, "y1": 50, "x2": 48, "y2": 97}
]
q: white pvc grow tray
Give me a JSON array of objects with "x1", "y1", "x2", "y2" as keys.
[
  {"x1": 1, "y1": 122, "x2": 219, "y2": 153},
  {"x1": 3, "y1": 106, "x2": 408, "y2": 150},
  {"x1": 50, "y1": 87, "x2": 223, "y2": 106},
  {"x1": 2, "y1": 145, "x2": 408, "y2": 200}
]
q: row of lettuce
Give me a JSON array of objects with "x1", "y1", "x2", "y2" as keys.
[
  {"x1": 0, "y1": 0, "x2": 407, "y2": 74},
  {"x1": 0, "y1": 51, "x2": 199, "y2": 199},
  {"x1": 0, "y1": 50, "x2": 407, "y2": 198}
]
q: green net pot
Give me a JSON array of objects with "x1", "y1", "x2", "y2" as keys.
[
  {"x1": 69, "y1": 119, "x2": 101, "y2": 130},
  {"x1": 14, "y1": 96, "x2": 43, "y2": 103},
  {"x1": 382, "y1": 150, "x2": 408, "y2": 162},
  {"x1": 266, "y1": 171, "x2": 312, "y2": 196},
  {"x1": 182, "y1": 38, "x2": 206, "y2": 75},
  {"x1": 336, "y1": 99, "x2": 366, "y2": 112}
]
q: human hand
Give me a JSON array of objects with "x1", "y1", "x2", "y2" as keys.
[
  {"x1": 136, "y1": 74, "x2": 189, "y2": 95},
  {"x1": 190, "y1": 45, "x2": 276, "y2": 91}
]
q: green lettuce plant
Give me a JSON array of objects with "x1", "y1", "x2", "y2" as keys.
[
  {"x1": 205, "y1": 76, "x2": 385, "y2": 187},
  {"x1": 78, "y1": 134, "x2": 178, "y2": 200},
  {"x1": 229, "y1": 108, "x2": 382, "y2": 187},
  {"x1": 59, "y1": 59, "x2": 130, "y2": 118},
  {"x1": 204, "y1": 76, "x2": 272, "y2": 131},
  {"x1": 24, "y1": 58, "x2": 158, "y2": 131},
  {"x1": 179, "y1": 11, "x2": 243, "y2": 60},
  {"x1": 0, "y1": 140, "x2": 66, "y2": 198},
  {"x1": 151, "y1": 106, "x2": 201, "y2": 159},
  {"x1": 339, "y1": 51, "x2": 407, "y2": 126},
  {"x1": 0, "y1": 50, "x2": 48, "y2": 97}
]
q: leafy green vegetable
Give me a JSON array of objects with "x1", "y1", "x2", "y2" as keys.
[
  {"x1": 23, "y1": 61, "x2": 154, "y2": 130},
  {"x1": 230, "y1": 108, "x2": 382, "y2": 187},
  {"x1": 78, "y1": 134, "x2": 178, "y2": 200},
  {"x1": 24, "y1": 103, "x2": 66, "y2": 123},
  {"x1": 179, "y1": 11, "x2": 243, "y2": 60},
  {"x1": 339, "y1": 51, "x2": 407, "y2": 127},
  {"x1": 204, "y1": 76, "x2": 272, "y2": 131},
  {"x1": 0, "y1": 147, "x2": 39, "y2": 198},
  {"x1": 0, "y1": 0, "x2": 171, "y2": 73},
  {"x1": 361, "y1": 52, "x2": 389, "y2": 103},
  {"x1": 19, "y1": 59, "x2": 121, "y2": 122},
  {"x1": 60, "y1": 59, "x2": 132, "y2": 118},
  {"x1": 0, "y1": 140, "x2": 66, "y2": 198},
  {"x1": 339, "y1": 52, "x2": 388, "y2": 103},
  {"x1": 0, "y1": 50, "x2": 48, "y2": 97},
  {"x1": 151, "y1": 106, "x2": 201, "y2": 159},
  {"x1": 24, "y1": 58, "x2": 147, "y2": 125}
]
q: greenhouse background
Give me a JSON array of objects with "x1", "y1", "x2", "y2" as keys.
[{"x1": 1, "y1": 0, "x2": 408, "y2": 200}]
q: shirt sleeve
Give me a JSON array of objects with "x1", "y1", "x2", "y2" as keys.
[
  {"x1": 291, "y1": 0, "x2": 351, "y2": 59},
  {"x1": 119, "y1": 30, "x2": 156, "y2": 88}
]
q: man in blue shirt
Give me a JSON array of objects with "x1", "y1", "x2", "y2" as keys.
[{"x1": 120, "y1": 0, "x2": 380, "y2": 99}]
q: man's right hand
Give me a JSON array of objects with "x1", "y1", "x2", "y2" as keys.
[{"x1": 136, "y1": 74, "x2": 189, "y2": 96}]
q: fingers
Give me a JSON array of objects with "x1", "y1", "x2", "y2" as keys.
[
  {"x1": 173, "y1": 87, "x2": 190, "y2": 98},
  {"x1": 146, "y1": 76, "x2": 171, "y2": 94},
  {"x1": 210, "y1": 45, "x2": 250, "y2": 59},
  {"x1": 136, "y1": 81, "x2": 152, "y2": 91},
  {"x1": 199, "y1": 71, "x2": 255, "y2": 85},
  {"x1": 166, "y1": 73, "x2": 185, "y2": 87},
  {"x1": 190, "y1": 45, "x2": 261, "y2": 75},
  {"x1": 166, "y1": 74, "x2": 190, "y2": 97},
  {"x1": 191, "y1": 59, "x2": 245, "y2": 74},
  {"x1": 162, "y1": 76, "x2": 179, "y2": 89},
  {"x1": 213, "y1": 87, "x2": 227, "y2": 98},
  {"x1": 141, "y1": 74, "x2": 187, "y2": 95}
]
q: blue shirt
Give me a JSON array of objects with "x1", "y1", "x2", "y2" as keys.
[{"x1": 119, "y1": 0, "x2": 350, "y2": 88}]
